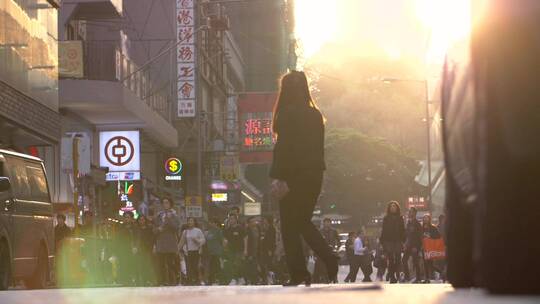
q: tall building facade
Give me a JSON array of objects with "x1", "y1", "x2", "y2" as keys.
[
  {"x1": 0, "y1": 0, "x2": 61, "y2": 200},
  {"x1": 57, "y1": 0, "x2": 179, "y2": 218},
  {"x1": 223, "y1": 0, "x2": 295, "y2": 91}
]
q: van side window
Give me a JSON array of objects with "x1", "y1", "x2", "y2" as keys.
[
  {"x1": 4, "y1": 156, "x2": 31, "y2": 200},
  {"x1": 25, "y1": 163, "x2": 49, "y2": 202}
]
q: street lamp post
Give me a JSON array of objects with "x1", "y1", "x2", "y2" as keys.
[
  {"x1": 423, "y1": 79, "x2": 432, "y2": 208},
  {"x1": 382, "y1": 78, "x2": 432, "y2": 207}
]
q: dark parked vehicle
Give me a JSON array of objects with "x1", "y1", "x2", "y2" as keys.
[
  {"x1": 0, "y1": 149, "x2": 55, "y2": 290},
  {"x1": 441, "y1": 1, "x2": 540, "y2": 294}
]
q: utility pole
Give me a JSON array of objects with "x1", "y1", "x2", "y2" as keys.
[
  {"x1": 424, "y1": 80, "x2": 432, "y2": 207},
  {"x1": 72, "y1": 136, "x2": 80, "y2": 235}
]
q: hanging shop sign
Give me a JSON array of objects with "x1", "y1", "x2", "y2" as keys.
[
  {"x1": 238, "y1": 93, "x2": 278, "y2": 163},
  {"x1": 407, "y1": 196, "x2": 428, "y2": 210},
  {"x1": 59, "y1": 40, "x2": 84, "y2": 78},
  {"x1": 177, "y1": 0, "x2": 197, "y2": 117},
  {"x1": 185, "y1": 195, "x2": 203, "y2": 217},
  {"x1": 244, "y1": 202, "x2": 262, "y2": 216},
  {"x1": 220, "y1": 156, "x2": 238, "y2": 181},
  {"x1": 99, "y1": 131, "x2": 140, "y2": 181},
  {"x1": 242, "y1": 114, "x2": 274, "y2": 151},
  {"x1": 119, "y1": 182, "x2": 139, "y2": 218},
  {"x1": 211, "y1": 193, "x2": 228, "y2": 203},
  {"x1": 165, "y1": 157, "x2": 183, "y2": 181},
  {"x1": 186, "y1": 205, "x2": 203, "y2": 218}
]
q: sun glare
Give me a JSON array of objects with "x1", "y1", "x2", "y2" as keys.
[
  {"x1": 294, "y1": 0, "x2": 472, "y2": 68},
  {"x1": 415, "y1": 0, "x2": 472, "y2": 64},
  {"x1": 294, "y1": 0, "x2": 337, "y2": 62},
  {"x1": 384, "y1": 46, "x2": 402, "y2": 61}
]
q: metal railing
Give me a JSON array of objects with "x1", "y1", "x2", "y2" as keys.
[{"x1": 81, "y1": 41, "x2": 170, "y2": 121}]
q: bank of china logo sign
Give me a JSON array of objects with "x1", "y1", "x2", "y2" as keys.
[
  {"x1": 165, "y1": 158, "x2": 183, "y2": 181},
  {"x1": 105, "y1": 136, "x2": 135, "y2": 166},
  {"x1": 100, "y1": 131, "x2": 141, "y2": 181}
]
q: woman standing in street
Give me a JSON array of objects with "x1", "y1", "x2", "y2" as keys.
[
  {"x1": 154, "y1": 197, "x2": 180, "y2": 286},
  {"x1": 380, "y1": 201, "x2": 405, "y2": 284},
  {"x1": 269, "y1": 71, "x2": 338, "y2": 287},
  {"x1": 179, "y1": 217, "x2": 206, "y2": 285}
]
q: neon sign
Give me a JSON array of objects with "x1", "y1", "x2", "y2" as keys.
[
  {"x1": 165, "y1": 157, "x2": 183, "y2": 181},
  {"x1": 119, "y1": 182, "x2": 138, "y2": 218},
  {"x1": 242, "y1": 116, "x2": 274, "y2": 150},
  {"x1": 211, "y1": 193, "x2": 228, "y2": 202}
]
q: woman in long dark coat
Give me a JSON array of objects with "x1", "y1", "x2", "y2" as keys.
[
  {"x1": 270, "y1": 71, "x2": 338, "y2": 286},
  {"x1": 380, "y1": 201, "x2": 405, "y2": 284}
]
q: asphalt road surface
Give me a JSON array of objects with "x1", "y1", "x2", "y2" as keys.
[
  {"x1": 2, "y1": 283, "x2": 540, "y2": 304},
  {"x1": 2, "y1": 267, "x2": 539, "y2": 304}
]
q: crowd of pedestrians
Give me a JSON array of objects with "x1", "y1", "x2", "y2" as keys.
[
  {"x1": 53, "y1": 197, "x2": 445, "y2": 286},
  {"x1": 54, "y1": 199, "x2": 298, "y2": 286},
  {"x1": 376, "y1": 201, "x2": 447, "y2": 284},
  {"x1": 341, "y1": 201, "x2": 447, "y2": 284}
]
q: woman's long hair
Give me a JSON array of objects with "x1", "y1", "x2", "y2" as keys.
[
  {"x1": 272, "y1": 71, "x2": 323, "y2": 134},
  {"x1": 422, "y1": 214, "x2": 432, "y2": 228},
  {"x1": 386, "y1": 201, "x2": 401, "y2": 216}
]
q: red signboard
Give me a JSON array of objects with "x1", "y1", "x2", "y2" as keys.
[
  {"x1": 238, "y1": 93, "x2": 278, "y2": 164},
  {"x1": 407, "y1": 196, "x2": 428, "y2": 210},
  {"x1": 242, "y1": 117, "x2": 274, "y2": 149}
]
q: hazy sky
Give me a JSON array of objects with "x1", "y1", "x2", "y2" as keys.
[{"x1": 295, "y1": 0, "x2": 471, "y2": 65}]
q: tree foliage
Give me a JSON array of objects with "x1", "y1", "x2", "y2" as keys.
[
  {"x1": 321, "y1": 128, "x2": 421, "y2": 222},
  {"x1": 306, "y1": 43, "x2": 428, "y2": 158},
  {"x1": 301, "y1": 44, "x2": 428, "y2": 221}
]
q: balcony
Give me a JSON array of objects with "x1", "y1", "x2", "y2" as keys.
[
  {"x1": 59, "y1": 41, "x2": 177, "y2": 147},
  {"x1": 68, "y1": 0, "x2": 122, "y2": 19}
]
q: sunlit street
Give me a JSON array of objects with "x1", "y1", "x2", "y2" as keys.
[
  {"x1": 3, "y1": 283, "x2": 540, "y2": 304},
  {"x1": 2, "y1": 0, "x2": 540, "y2": 302}
]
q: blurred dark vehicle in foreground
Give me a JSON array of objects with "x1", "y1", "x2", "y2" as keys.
[
  {"x1": 442, "y1": 0, "x2": 540, "y2": 295},
  {"x1": 0, "y1": 149, "x2": 54, "y2": 290}
]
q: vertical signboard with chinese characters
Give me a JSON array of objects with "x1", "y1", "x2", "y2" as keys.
[
  {"x1": 242, "y1": 113, "x2": 274, "y2": 151},
  {"x1": 238, "y1": 93, "x2": 278, "y2": 163},
  {"x1": 177, "y1": 0, "x2": 197, "y2": 118}
]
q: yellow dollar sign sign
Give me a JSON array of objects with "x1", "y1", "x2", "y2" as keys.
[{"x1": 169, "y1": 160, "x2": 178, "y2": 173}]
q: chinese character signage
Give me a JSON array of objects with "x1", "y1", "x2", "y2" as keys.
[
  {"x1": 177, "y1": 0, "x2": 197, "y2": 117},
  {"x1": 238, "y1": 93, "x2": 277, "y2": 163},
  {"x1": 407, "y1": 196, "x2": 428, "y2": 210},
  {"x1": 241, "y1": 113, "x2": 274, "y2": 151}
]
